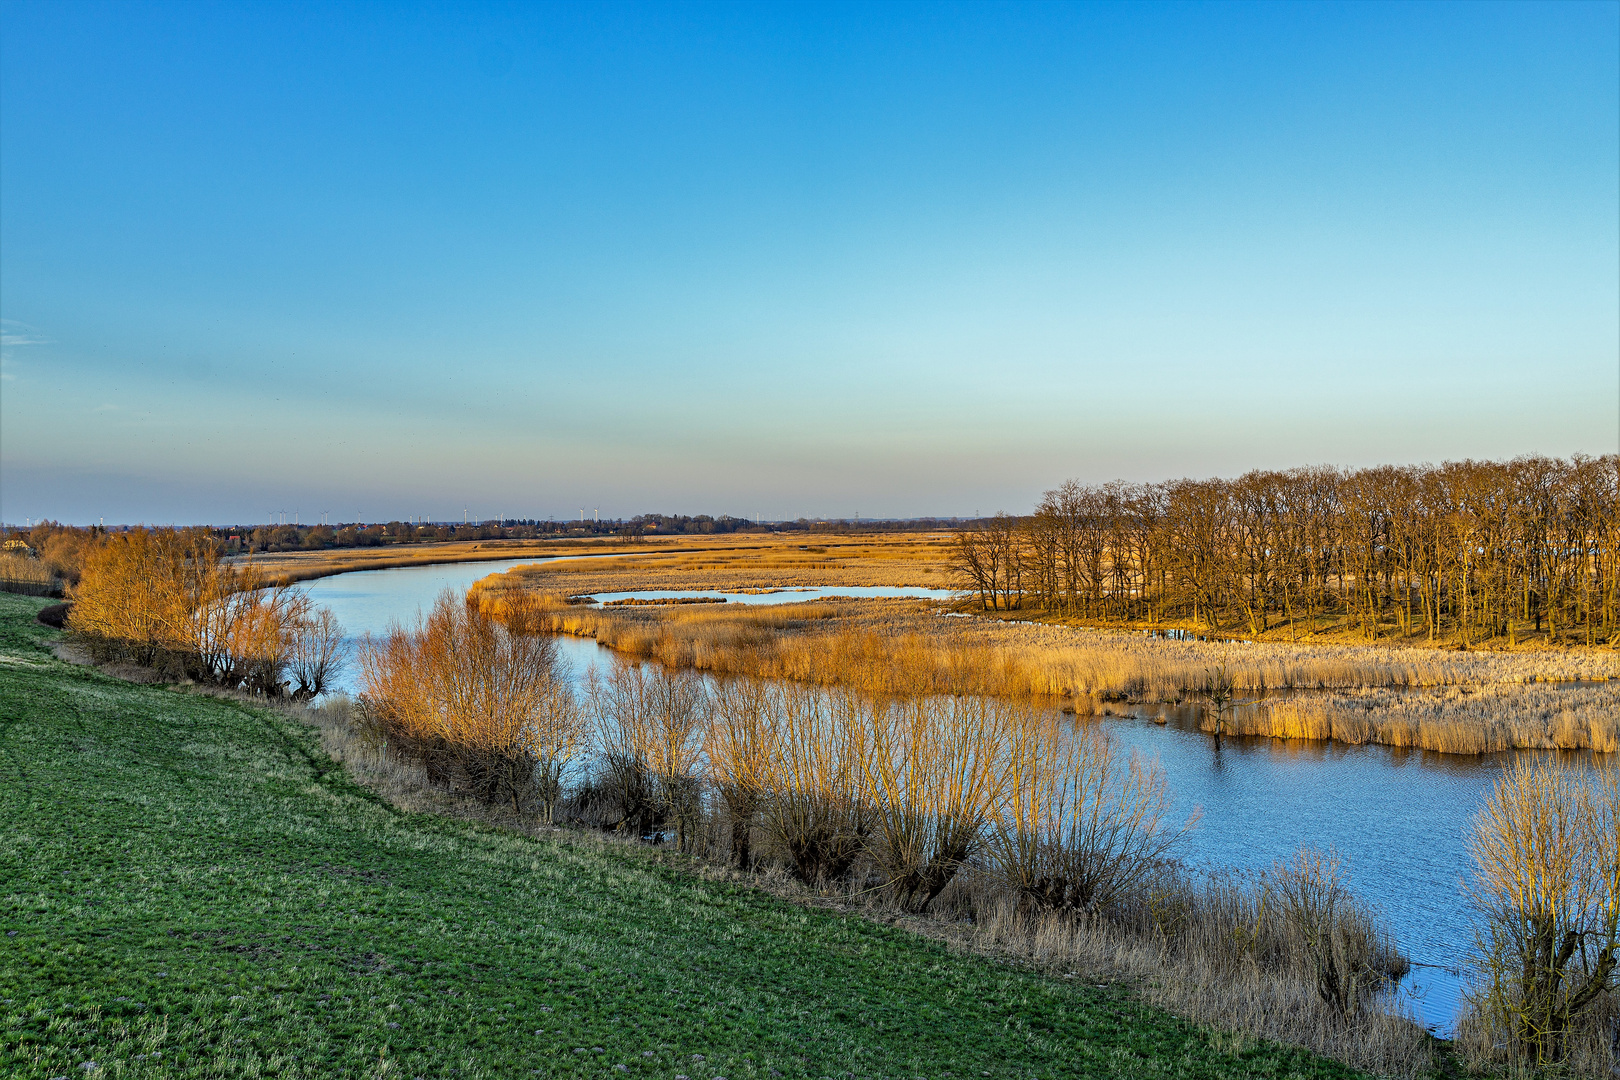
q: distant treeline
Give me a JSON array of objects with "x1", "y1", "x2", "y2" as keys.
[
  {"x1": 1, "y1": 513, "x2": 965, "y2": 565},
  {"x1": 953, "y1": 455, "x2": 1619, "y2": 645}
]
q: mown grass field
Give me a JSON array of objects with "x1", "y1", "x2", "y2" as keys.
[{"x1": 0, "y1": 592, "x2": 1364, "y2": 1079}]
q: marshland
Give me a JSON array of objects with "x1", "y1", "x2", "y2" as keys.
[{"x1": 7, "y1": 451, "x2": 1617, "y2": 1078}]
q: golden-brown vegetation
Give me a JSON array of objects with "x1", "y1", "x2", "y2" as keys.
[
  {"x1": 357, "y1": 589, "x2": 585, "y2": 815},
  {"x1": 235, "y1": 536, "x2": 660, "y2": 585},
  {"x1": 957, "y1": 455, "x2": 1620, "y2": 649},
  {"x1": 0, "y1": 550, "x2": 58, "y2": 596},
  {"x1": 1230, "y1": 683, "x2": 1620, "y2": 754},
  {"x1": 489, "y1": 531, "x2": 954, "y2": 594},
  {"x1": 0, "y1": 520, "x2": 93, "y2": 595},
  {"x1": 313, "y1": 645, "x2": 1432, "y2": 1077},
  {"x1": 67, "y1": 527, "x2": 343, "y2": 698},
  {"x1": 1456, "y1": 756, "x2": 1617, "y2": 1073},
  {"x1": 473, "y1": 581, "x2": 1620, "y2": 752}
]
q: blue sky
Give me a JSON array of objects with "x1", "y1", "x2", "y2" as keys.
[{"x1": 2, "y1": 0, "x2": 1616, "y2": 524}]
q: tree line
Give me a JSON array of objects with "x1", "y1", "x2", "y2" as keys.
[{"x1": 952, "y1": 455, "x2": 1619, "y2": 646}]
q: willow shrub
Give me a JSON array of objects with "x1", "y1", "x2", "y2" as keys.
[
  {"x1": 358, "y1": 589, "x2": 583, "y2": 813},
  {"x1": 1462, "y1": 757, "x2": 1618, "y2": 1070}
]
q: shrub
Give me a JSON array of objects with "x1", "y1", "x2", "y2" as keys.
[
  {"x1": 68, "y1": 526, "x2": 342, "y2": 696},
  {"x1": 764, "y1": 686, "x2": 874, "y2": 884},
  {"x1": 587, "y1": 663, "x2": 707, "y2": 844},
  {"x1": 1462, "y1": 756, "x2": 1618, "y2": 1068},
  {"x1": 705, "y1": 678, "x2": 781, "y2": 869},
  {"x1": 984, "y1": 712, "x2": 1196, "y2": 916},
  {"x1": 1266, "y1": 847, "x2": 1393, "y2": 1018},
  {"x1": 358, "y1": 589, "x2": 580, "y2": 812},
  {"x1": 866, "y1": 695, "x2": 1009, "y2": 912}
]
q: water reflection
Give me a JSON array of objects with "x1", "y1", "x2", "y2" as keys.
[
  {"x1": 299, "y1": 557, "x2": 1603, "y2": 1035},
  {"x1": 586, "y1": 586, "x2": 957, "y2": 605}
]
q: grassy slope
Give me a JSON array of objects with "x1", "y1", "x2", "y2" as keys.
[{"x1": 0, "y1": 593, "x2": 1362, "y2": 1080}]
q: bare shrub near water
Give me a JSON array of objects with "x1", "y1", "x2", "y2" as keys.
[
  {"x1": 69, "y1": 526, "x2": 344, "y2": 698},
  {"x1": 1458, "y1": 756, "x2": 1618, "y2": 1073},
  {"x1": 587, "y1": 663, "x2": 708, "y2": 849},
  {"x1": 865, "y1": 695, "x2": 1009, "y2": 912},
  {"x1": 985, "y1": 710, "x2": 1196, "y2": 916},
  {"x1": 358, "y1": 589, "x2": 582, "y2": 813},
  {"x1": 1267, "y1": 847, "x2": 1394, "y2": 1019},
  {"x1": 764, "y1": 685, "x2": 875, "y2": 884},
  {"x1": 705, "y1": 678, "x2": 781, "y2": 869}
]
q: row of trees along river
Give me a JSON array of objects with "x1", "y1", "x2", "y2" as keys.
[{"x1": 951, "y1": 454, "x2": 1619, "y2": 645}]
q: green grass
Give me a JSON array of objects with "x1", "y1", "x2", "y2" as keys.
[{"x1": 0, "y1": 592, "x2": 1364, "y2": 1079}]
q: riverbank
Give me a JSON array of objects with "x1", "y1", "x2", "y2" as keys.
[
  {"x1": 0, "y1": 591, "x2": 1397, "y2": 1079},
  {"x1": 471, "y1": 583, "x2": 1619, "y2": 753},
  {"x1": 971, "y1": 606, "x2": 1620, "y2": 654},
  {"x1": 232, "y1": 536, "x2": 654, "y2": 585}
]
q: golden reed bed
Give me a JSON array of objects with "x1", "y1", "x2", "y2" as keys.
[{"x1": 469, "y1": 573, "x2": 1619, "y2": 754}]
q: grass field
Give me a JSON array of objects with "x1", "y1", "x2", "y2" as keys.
[{"x1": 0, "y1": 592, "x2": 1368, "y2": 1079}]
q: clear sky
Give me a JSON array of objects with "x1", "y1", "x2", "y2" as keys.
[{"x1": 2, "y1": 1, "x2": 1616, "y2": 525}]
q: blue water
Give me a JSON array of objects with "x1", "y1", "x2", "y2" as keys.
[
  {"x1": 298, "y1": 556, "x2": 1593, "y2": 1034},
  {"x1": 588, "y1": 585, "x2": 956, "y2": 605}
]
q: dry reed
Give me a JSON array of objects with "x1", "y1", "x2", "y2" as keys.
[
  {"x1": 1235, "y1": 683, "x2": 1620, "y2": 754},
  {"x1": 478, "y1": 584, "x2": 1619, "y2": 752}
]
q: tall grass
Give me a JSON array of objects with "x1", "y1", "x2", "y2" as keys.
[
  {"x1": 964, "y1": 863, "x2": 1425, "y2": 1076},
  {"x1": 485, "y1": 532, "x2": 955, "y2": 596},
  {"x1": 1235, "y1": 683, "x2": 1620, "y2": 754},
  {"x1": 479, "y1": 586, "x2": 1619, "y2": 752}
]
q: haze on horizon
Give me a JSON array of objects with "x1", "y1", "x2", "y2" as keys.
[{"x1": 1, "y1": 1, "x2": 1616, "y2": 527}]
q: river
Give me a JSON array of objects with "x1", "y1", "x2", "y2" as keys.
[{"x1": 299, "y1": 555, "x2": 1592, "y2": 1034}]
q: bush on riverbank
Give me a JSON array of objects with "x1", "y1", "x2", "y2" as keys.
[
  {"x1": 1455, "y1": 756, "x2": 1618, "y2": 1074},
  {"x1": 66, "y1": 526, "x2": 344, "y2": 699},
  {"x1": 337, "y1": 630, "x2": 1431, "y2": 1077},
  {"x1": 356, "y1": 589, "x2": 585, "y2": 815}
]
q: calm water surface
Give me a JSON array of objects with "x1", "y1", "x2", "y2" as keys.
[
  {"x1": 589, "y1": 585, "x2": 957, "y2": 605},
  {"x1": 301, "y1": 557, "x2": 1595, "y2": 1033}
]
